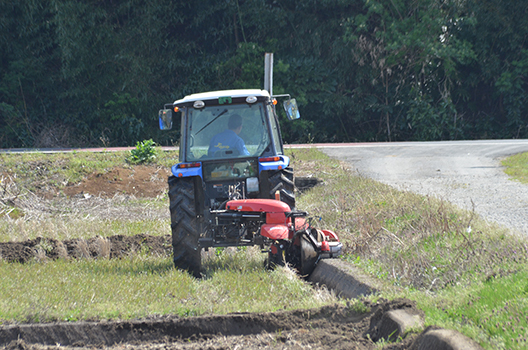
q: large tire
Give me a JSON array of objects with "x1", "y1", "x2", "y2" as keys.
[
  {"x1": 268, "y1": 167, "x2": 295, "y2": 210},
  {"x1": 168, "y1": 176, "x2": 201, "y2": 278},
  {"x1": 299, "y1": 232, "x2": 318, "y2": 276}
]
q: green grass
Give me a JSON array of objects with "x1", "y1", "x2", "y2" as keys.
[
  {"x1": 408, "y1": 269, "x2": 528, "y2": 349},
  {"x1": 502, "y1": 151, "x2": 528, "y2": 184},
  {"x1": 0, "y1": 249, "x2": 336, "y2": 324}
]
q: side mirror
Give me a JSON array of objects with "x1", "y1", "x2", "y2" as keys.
[
  {"x1": 159, "y1": 109, "x2": 173, "y2": 130},
  {"x1": 283, "y1": 98, "x2": 300, "y2": 120}
]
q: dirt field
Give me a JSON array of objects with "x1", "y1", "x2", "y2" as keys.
[
  {"x1": 0, "y1": 165, "x2": 419, "y2": 350},
  {"x1": 2, "y1": 299, "x2": 421, "y2": 350}
]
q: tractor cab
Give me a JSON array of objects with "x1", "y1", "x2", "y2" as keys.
[
  {"x1": 180, "y1": 93, "x2": 279, "y2": 162},
  {"x1": 160, "y1": 89, "x2": 298, "y2": 162},
  {"x1": 159, "y1": 89, "x2": 300, "y2": 209}
]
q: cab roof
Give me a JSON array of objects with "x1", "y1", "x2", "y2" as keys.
[{"x1": 173, "y1": 89, "x2": 270, "y2": 105}]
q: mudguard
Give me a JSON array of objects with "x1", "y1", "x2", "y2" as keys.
[
  {"x1": 261, "y1": 224, "x2": 290, "y2": 240},
  {"x1": 226, "y1": 199, "x2": 291, "y2": 212}
]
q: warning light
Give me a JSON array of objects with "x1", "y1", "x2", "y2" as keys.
[
  {"x1": 174, "y1": 107, "x2": 179, "y2": 112},
  {"x1": 259, "y1": 156, "x2": 281, "y2": 163},
  {"x1": 272, "y1": 99, "x2": 278, "y2": 105},
  {"x1": 177, "y1": 162, "x2": 201, "y2": 169}
]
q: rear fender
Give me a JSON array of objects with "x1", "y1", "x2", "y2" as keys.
[
  {"x1": 171, "y1": 162, "x2": 203, "y2": 179},
  {"x1": 318, "y1": 229, "x2": 343, "y2": 257},
  {"x1": 258, "y1": 155, "x2": 290, "y2": 172},
  {"x1": 321, "y1": 229, "x2": 339, "y2": 242},
  {"x1": 261, "y1": 224, "x2": 291, "y2": 240}
]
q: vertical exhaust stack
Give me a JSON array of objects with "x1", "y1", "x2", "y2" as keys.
[{"x1": 264, "y1": 53, "x2": 273, "y2": 96}]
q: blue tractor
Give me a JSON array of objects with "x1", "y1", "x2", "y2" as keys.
[{"x1": 159, "y1": 89, "x2": 341, "y2": 277}]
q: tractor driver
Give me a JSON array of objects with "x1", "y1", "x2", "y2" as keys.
[{"x1": 208, "y1": 114, "x2": 250, "y2": 157}]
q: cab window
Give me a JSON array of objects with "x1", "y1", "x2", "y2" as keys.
[{"x1": 185, "y1": 103, "x2": 271, "y2": 161}]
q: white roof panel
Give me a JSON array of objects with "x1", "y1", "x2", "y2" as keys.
[{"x1": 173, "y1": 89, "x2": 270, "y2": 105}]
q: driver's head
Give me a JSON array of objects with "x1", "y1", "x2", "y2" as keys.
[{"x1": 228, "y1": 114, "x2": 243, "y2": 130}]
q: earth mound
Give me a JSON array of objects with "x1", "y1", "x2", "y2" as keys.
[
  {"x1": 0, "y1": 234, "x2": 171, "y2": 263},
  {"x1": 62, "y1": 165, "x2": 171, "y2": 199}
]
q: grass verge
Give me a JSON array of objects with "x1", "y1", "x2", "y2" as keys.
[
  {"x1": 291, "y1": 147, "x2": 528, "y2": 350},
  {"x1": 502, "y1": 151, "x2": 528, "y2": 184}
]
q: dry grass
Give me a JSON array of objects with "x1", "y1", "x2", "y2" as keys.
[
  {"x1": 0, "y1": 176, "x2": 168, "y2": 242},
  {"x1": 0, "y1": 174, "x2": 23, "y2": 219},
  {"x1": 292, "y1": 148, "x2": 527, "y2": 291},
  {"x1": 291, "y1": 148, "x2": 528, "y2": 349}
]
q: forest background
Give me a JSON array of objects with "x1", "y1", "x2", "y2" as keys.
[{"x1": 1, "y1": 0, "x2": 527, "y2": 148}]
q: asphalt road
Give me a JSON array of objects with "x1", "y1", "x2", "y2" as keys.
[{"x1": 317, "y1": 139, "x2": 528, "y2": 235}]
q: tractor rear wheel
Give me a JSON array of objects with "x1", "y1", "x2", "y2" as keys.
[
  {"x1": 269, "y1": 167, "x2": 295, "y2": 209},
  {"x1": 168, "y1": 176, "x2": 201, "y2": 278}
]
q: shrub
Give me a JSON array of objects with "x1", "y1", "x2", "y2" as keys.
[{"x1": 127, "y1": 139, "x2": 157, "y2": 164}]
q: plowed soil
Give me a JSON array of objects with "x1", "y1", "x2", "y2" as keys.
[
  {"x1": 0, "y1": 165, "x2": 418, "y2": 350},
  {"x1": 2, "y1": 299, "x2": 420, "y2": 350},
  {"x1": 0, "y1": 234, "x2": 171, "y2": 263}
]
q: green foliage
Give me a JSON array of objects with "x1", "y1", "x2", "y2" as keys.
[
  {"x1": 215, "y1": 42, "x2": 265, "y2": 89},
  {"x1": 127, "y1": 139, "x2": 157, "y2": 164},
  {"x1": 102, "y1": 93, "x2": 145, "y2": 145},
  {"x1": 1, "y1": 0, "x2": 527, "y2": 146}
]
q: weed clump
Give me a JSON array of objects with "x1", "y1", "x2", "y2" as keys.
[{"x1": 127, "y1": 139, "x2": 158, "y2": 164}]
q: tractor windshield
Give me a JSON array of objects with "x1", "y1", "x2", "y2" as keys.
[{"x1": 184, "y1": 103, "x2": 271, "y2": 161}]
